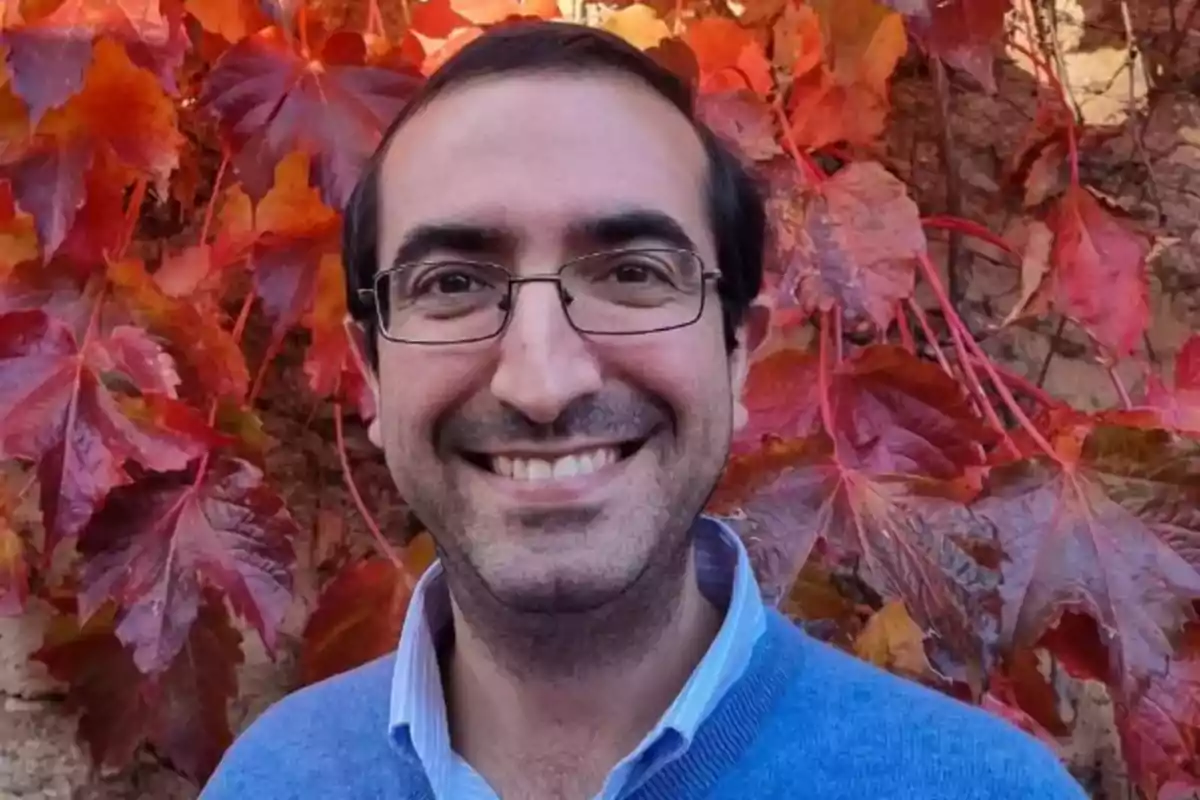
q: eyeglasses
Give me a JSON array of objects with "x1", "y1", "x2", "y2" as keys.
[{"x1": 357, "y1": 247, "x2": 721, "y2": 345}]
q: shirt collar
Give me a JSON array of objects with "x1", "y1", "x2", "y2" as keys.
[{"x1": 387, "y1": 514, "x2": 766, "y2": 797}]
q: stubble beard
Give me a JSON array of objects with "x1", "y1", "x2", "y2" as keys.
[{"x1": 415, "y1": 457, "x2": 721, "y2": 681}]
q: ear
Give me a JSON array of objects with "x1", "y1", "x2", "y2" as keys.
[{"x1": 343, "y1": 314, "x2": 383, "y2": 449}]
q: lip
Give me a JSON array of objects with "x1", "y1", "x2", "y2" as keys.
[
  {"x1": 465, "y1": 438, "x2": 637, "y2": 460},
  {"x1": 459, "y1": 438, "x2": 651, "y2": 507}
]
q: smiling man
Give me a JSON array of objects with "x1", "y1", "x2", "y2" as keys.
[{"x1": 201, "y1": 20, "x2": 1088, "y2": 800}]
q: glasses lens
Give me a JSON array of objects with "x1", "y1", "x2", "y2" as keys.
[
  {"x1": 562, "y1": 249, "x2": 706, "y2": 334},
  {"x1": 379, "y1": 261, "x2": 509, "y2": 343}
]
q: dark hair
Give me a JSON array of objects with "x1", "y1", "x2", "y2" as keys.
[{"x1": 342, "y1": 20, "x2": 765, "y2": 368}]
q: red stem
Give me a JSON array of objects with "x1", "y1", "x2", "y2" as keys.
[
  {"x1": 973, "y1": 356, "x2": 1059, "y2": 408},
  {"x1": 895, "y1": 302, "x2": 916, "y2": 353},
  {"x1": 1107, "y1": 365, "x2": 1133, "y2": 410},
  {"x1": 200, "y1": 153, "x2": 229, "y2": 246},
  {"x1": 817, "y1": 311, "x2": 841, "y2": 461},
  {"x1": 334, "y1": 402, "x2": 403, "y2": 572},
  {"x1": 916, "y1": 253, "x2": 1065, "y2": 466},
  {"x1": 298, "y1": 3, "x2": 311, "y2": 58},
  {"x1": 248, "y1": 333, "x2": 285, "y2": 405},
  {"x1": 921, "y1": 216, "x2": 1018, "y2": 259},
  {"x1": 116, "y1": 178, "x2": 147, "y2": 259},
  {"x1": 772, "y1": 98, "x2": 825, "y2": 187},
  {"x1": 833, "y1": 311, "x2": 844, "y2": 364},
  {"x1": 906, "y1": 299, "x2": 955, "y2": 377},
  {"x1": 1004, "y1": 38, "x2": 1080, "y2": 185},
  {"x1": 911, "y1": 298, "x2": 1016, "y2": 456}
]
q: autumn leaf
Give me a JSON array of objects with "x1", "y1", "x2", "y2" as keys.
[
  {"x1": 711, "y1": 436, "x2": 1000, "y2": 683},
  {"x1": 734, "y1": 345, "x2": 994, "y2": 479},
  {"x1": 784, "y1": 0, "x2": 907, "y2": 148},
  {"x1": 683, "y1": 17, "x2": 772, "y2": 96},
  {"x1": 449, "y1": 0, "x2": 558, "y2": 25},
  {"x1": 1142, "y1": 335, "x2": 1200, "y2": 436},
  {"x1": 696, "y1": 89, "x2": 781, "y2": 163},
  {"x1": 601, "y1": 3, "x2": 670, "y2": 50},
  {"x1": 0, "y1": 309, "x2": 211, "y2": 549},
  {"x1": 0, "y1": 179, "x2": 37, "y2": 278},
  {"x1": 184, "y1": 0, "x2": 269, "y2": 41},
  {"x1": 1046, "y1": 185, "x2": 1151, "y2": 357},
  {"x1": 33, "y1": 590, "x2": 243, "y2": 782},
  {"x1": 76, "y1": 456, "x2": 296, "y2": 674},
  {"x1": 968, "y1": 425, "x2": 1200, "y2": 690},
  {"x1": 3, "y1": 38, "x2": 182, "y2": 256},
  {"x1": 767, "y1": 161, "x2": 926, "y2": 331},
  {"x1": 409, "y1": 0, "x2": 471, "y2": 37},
  {"x1": 107, "y1": 258, "x2": 250, "y2": 400},
  {"x1": 884, "y1": 0, "x2": 1012, "y2": 92},
  {"x1": 0, "y1": 468, "x2": 28, "y2": 615},
  {"x1": 304, "y1": 251, "x2": 373, "y2": 416},
  {"x1": 2, "y1": 0, "x2": 186, "y2": 125},
  {"x1": 854, "y1": 600, "x2": 936, "y2": 680},
  {"x1": 1117, "y1": 625, "x2": 1200, "y2": 798},
  {"x1": 299, "y1": 557, "x2": 411, "y2": 685},
  {"x1": 1000, "y1": 218, "x2": 1053, "y2": 326},
  {"x1": 200, "y1": 25, "x2": 422, "y2": 209}
]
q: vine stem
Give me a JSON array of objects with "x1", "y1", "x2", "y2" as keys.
[
  {"x1": 366, "y1": 0, "x2": 385, "y2": 37},
  {"x1": 921, "y1": 216, "x2": 1018, "y2": 259},
  {"x1": 915, "y1": 253, "x2": 1066, "y2": 467},
  {"x1": 772, "y1": 98, "x2": 825, "y2": 186},
  {"x1": 817, "y1": 310, "x2": 840, "y2": 462},
  {"x1": 199, "y1": 153, "x2": 229, "y2": 247},
  {"x1": 116, "y1": 178, "x2": 147, "y2": 259},
  {"x1": 1004, "y1": 38, "x2": 1080, "y2": 186},
  {"x1": 970, "y1": 355, "x2": 1059, "y2": 409},
  {"x1": 906, "y1": 299, "x2": 954, "y2": 375},
  {"x1": 1107, "y1": 366, "x2": 1134, "y2": 410},
  {"x1": 334, "y1": 402, "x2": 404, "y2": 573},
  {"x1": 894, "y1": 302, "x2": 916, "y2": 353}
]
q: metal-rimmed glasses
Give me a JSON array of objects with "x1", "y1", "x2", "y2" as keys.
[{"x1": 357, "y1": 247, "x2": 721, "y2": 345}]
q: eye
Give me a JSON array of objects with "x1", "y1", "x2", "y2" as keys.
[
  {"x1": 600, "y1": 255, "x2": 676, "y2": 285},
  {"x1": 410, "y1": 265, "x2": 495, "y2": 297}
]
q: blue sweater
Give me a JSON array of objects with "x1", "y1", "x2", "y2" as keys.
[{"x1": 201, "y1": 610, "x2": 1087, "y2": 799}]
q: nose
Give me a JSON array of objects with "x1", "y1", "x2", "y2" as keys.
[{"x1": 489, "y1": 279, "x2": 603, "y2": 424}]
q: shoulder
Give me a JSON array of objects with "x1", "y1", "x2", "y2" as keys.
[
  {"x1": 753, "y1": 612, "x2": 1086, "y2": 798},
  {"x1": 199, "y1": 654, "x2": 424, "y2": 799}
]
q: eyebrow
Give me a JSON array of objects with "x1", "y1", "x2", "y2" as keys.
[{"x1": 387, "y1": 209, "x2": 699, "y2": 269}]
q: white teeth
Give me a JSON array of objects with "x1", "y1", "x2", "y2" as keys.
[{"x1": 490, "y1": 447, "x2": 622, "y2": 481}]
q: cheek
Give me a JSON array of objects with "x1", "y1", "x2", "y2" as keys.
[{"x1": 376, "y1": 350, "x2": 485, "y2": 455}]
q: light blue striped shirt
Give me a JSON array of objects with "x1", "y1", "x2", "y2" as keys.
[{"x1": 386, "y1": 515, "x2": 767, "y2": 800}]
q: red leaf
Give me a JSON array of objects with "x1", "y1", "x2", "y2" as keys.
[
  {"x1": 77, "y1": 456, "x2": 297, "y2": 673},
  {"x1": 735, "y1": 345, "x2": 993, "y2": 478},
  {"x1": 299, "y1": 557, "x2": 411, "y2": 686},
  {"x1": 304, "y1": 251, "x2": 374, "y2": 417},
  {"x1": 969, "y1": 425, "x2": 1200, "y2": 690},
  {"x1": 1117, "y1": 625, "x2": 1200, "y2": 798},
  {"x1": 0, "y1": 309, "x2": 210, "y2": 548},
  {"x1": 200, "y1": 25, "x2": 422, "y2": 209},
  {"x1": 767, "y1": 162, "x2": 926, "y2": 331},
  {"x1": 106, "y1": 258, "x2": 250, "y2": 400},
  {"x1": 884, "y1": 0, "x2": 1012, "y2": 92},
  {"x1": 1141, "y1": 335, "x2": 1200, "y2": 436},
  {"x1": 33, "y1": 590, "x2": 243, "y2": 782},
  {"x1": 710, "y1": 437, "x2": 999, "y2": 682},
  {"x1": 0, "y1": 483, "x2": 28, "y2": 615},
  {"x1": 1046, "y1": 185, "x2": 1152, "y2": 357},
  {"x1": 696, "y1": 89, "x2": 782, "y2": 163},
  {"x1": 2, "y1": 139, "x2": 92, "y2": 257}
]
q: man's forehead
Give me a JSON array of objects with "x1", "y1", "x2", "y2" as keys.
[{"x1": 374, "y1": 71, "x2": 712, "y2": 261}]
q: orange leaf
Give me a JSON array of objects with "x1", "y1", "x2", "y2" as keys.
[
  {"x1": 3, "y1": 0, "x2": 185, "y2": 125},
  {"x1": 785, "y1": 0, "x2": 906, "y2": 148},
  {"x1": 601, "y1": 3, "x2": 671, "y2": 51},
  {"x1": 697, "y1": 89, "x2": 782, "y2": 163},
  {"x1": 303, "y1": 252, "x2": 374, "y2": 418},
  {"x1": 683, "y1": 17, "x2": 772, "y2": 96},
  {"x1": 449, "y1": 0, "x2": 558, "y2": 25},
  {"x1": 854, "y1": 600, "x2": 936, "y2": 679},
  {"x1": 0, "y1": 478, "x2": 28, "y2": 615},
  {"x1": 184, "y1": 0, "x2": 269, "y2": 41},
  {"x1": 1046, "y1": 185, "x2": 1151, "y2": 357}
]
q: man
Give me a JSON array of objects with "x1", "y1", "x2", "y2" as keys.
[{"x1": 201, "y1": 20, "x2": 1088, "y2": 800}]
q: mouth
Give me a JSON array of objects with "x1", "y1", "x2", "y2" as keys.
[{"x1": 459, "y1": 439, "x2": 648, "y2": 482}]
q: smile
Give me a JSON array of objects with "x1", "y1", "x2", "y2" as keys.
[{"x1": 461, "y1": 440, "x2": 646, "y2": 482}]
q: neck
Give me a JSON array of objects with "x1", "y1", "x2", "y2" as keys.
[{"x1": 441, "y1": 543, "x2": 723, "y2": 797}]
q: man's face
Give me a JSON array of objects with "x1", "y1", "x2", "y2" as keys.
[{"x1": 372, "y1": 71, "x2": 744, "y2": 614}]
